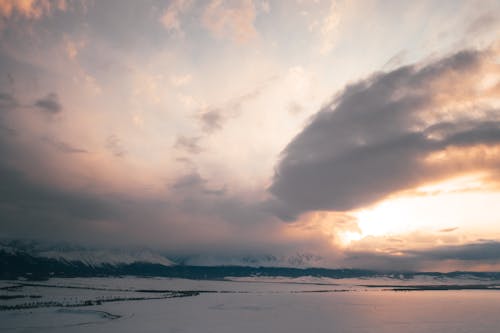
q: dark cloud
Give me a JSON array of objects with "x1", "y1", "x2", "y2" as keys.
[
  {"x1": 269, "y1": 48, "x2": 500, "y2": 220},
  {"x1": 172, "y1": 172, "x2": 206, "y2": 190},
  {"x1": 0, "y1": 164, "x2": 119, "y2": 232},
  {"x1": 202, "y1": 187, "x2": 226, "y2": 196},
  {"x1": 174, "y1": 135, "x2": 203, "y2": 154},
  {"x1": 34, "y1": 93, "x2": 62, "y2": 114},
  {"x1": 439, "y1": 227, "x2": 458, "y2": 233},
  {"x1": 0, "y1": 92, "x2": 305, "y2": 256},
  {"x1": 172, "y1": 171, "x2": 226, "y2": 196},
  {"x1": 41, "y1": 137, "x2": 88, "y2": 154},
  {"x1": 344, "y1": 241, "x2": 500, "y2": 271},
  {"x1": 199, "y1": 109, "x2": 223, "y2": 133},
  {"x1": 411, "y1": 241, "x2": 500, "y2": 261}
]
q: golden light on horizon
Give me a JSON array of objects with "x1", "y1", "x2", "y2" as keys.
[{"x1": 337, "y1": 174, "x2": 500, "y2": 247}]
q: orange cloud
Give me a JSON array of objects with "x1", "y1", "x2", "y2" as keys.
[
  {"x1": 0, "y1": 0, "x2": 65, "y2": 19},
  {"x1": 202, "y1": 0, "x2": 257, "y2": 43}
]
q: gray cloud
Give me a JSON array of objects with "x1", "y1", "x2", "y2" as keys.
[
  {"x1": 0, "y1": 164, "x2": 119, "y2": 232},
  {"x1": 269, "y1": 48, "x2": 500, "y2": 220},
  {"x1": 0, "y1": 126, "x2": 297, "y2": 254},
  {"x1": 199, "y1": 109, "x2": 223, "y2": 133},
  {"x1": 172, "y1": 172, "x2": 206, "y2": 190},
  {"x1": 0, "y1": 90, "x2": 316, "y2": 257},
  {"x1": 174, "y1": 135, "x2": 203, "y2": 154},
  {"x1": 382, "y1": 50, "x2": 407, "y2": 70},
  {"x1": 411, "y1": 241, "x2": 500, "y2": 261},
  {"x1": 198, "y1": 77, "x2": 276, "y2": 133},
  {"x1": 344, "y1": 241, "x2": 500, "y2": 271},
  {"x1": 172, "y1": 171, "x2": 226, "y2": 197},
  {"x1": 0, "y1": 156, "x2": 305, "y2": 255},
  {"x1": 34, "y1": 93, "x2": 62, "y2": 114},
  {"x1": 41, "y1": 137, "x2": 88, "y2": 154}
]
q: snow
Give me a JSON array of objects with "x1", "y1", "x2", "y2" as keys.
[
  {"x1": 182, "y1": 252, "x2": 327, "y2": 267},
  {"x1": 38, "y1": 250, "x2": 174, "y2": 267},
  {"x1": 1, "y1": 277, "x2": 500, "y2": 332},
  {"x1": 225, "y1": 274, "x2": 499, "y2": 286},
  {"x1": 0, "y1": 240, "x2": 175, "y2": 267}
]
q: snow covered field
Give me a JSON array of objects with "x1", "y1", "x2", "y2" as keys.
[{"x1": 1, "y1": 276, "x2": 500, "y2": 332}]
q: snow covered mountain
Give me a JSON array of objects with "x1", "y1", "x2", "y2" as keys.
[
  {"x1": 1, "y1": 240, "x2": 329, "y2": 269},
  {"x1": 179, "y1": 252, "x2": 328, "y2": 268},
  {"x1": 0, "y1": 240, "x2": 175, "y2": 268},
  {"x1": 2, "y1": 239, "x2": 500, "y2": 282}
]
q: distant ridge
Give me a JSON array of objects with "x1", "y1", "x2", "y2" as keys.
[{"x1": 2, "y1": 241, "x2": 500, "y2": 281}]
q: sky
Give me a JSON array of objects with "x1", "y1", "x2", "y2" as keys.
[{"x1": 0, "y1": 0, "x2": 499, "y2": 271}]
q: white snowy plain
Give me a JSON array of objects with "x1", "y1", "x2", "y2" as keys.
[{"x1": 1, "y1": 276, "x2": 500, "y2": 333}]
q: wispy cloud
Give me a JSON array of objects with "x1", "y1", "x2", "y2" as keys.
[
  {"x1": 0, "y1": 0, "x2": 65, "y2": 20},
  {"x1": 34, "y1": 93, "x2": 62, "y2": 114},
  {"x1": 106, "y1": 134, "x2": 126, "y2": 157},
  {"x1": 174, "y1": 135, "x2": 203, "y2": 154},
  {"x1": 160, "y1": 0, "x2": 192, "y2": 34},
  {"x1": 197, "y1": 78, "x2": 273, "y2": 133},
  {"x1": 319, "y1": 0, "x2": 340, "y2": 54},
  {"x1": 199, "y1": 109, "x2": 223, "y2": 133},
  {"x1": 202, "y1": 0, "x2": 257, "y2": 43},
  {"x1": 41, "y1": 137, "x2": 87, "y2": 154}
]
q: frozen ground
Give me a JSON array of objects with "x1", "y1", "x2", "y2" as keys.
[{"x1": 1, "y1": 276, "x2": 500, "y2": 332}]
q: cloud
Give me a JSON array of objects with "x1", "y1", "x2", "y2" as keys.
[
  {"x1": 343, "y1": 241, "x2": 500, "y2": 271},
  {"x1": 0, "y1": 0, "x2": 54, "y2": 19},
  {"x1": 439, "y1": 227, "x2": 458, "y2": 233},
  {"x1": 199, "y1": 109, "x2": 223, "y2": 133},
  {"x1": 319, "y1": 0, "x2": 340, "y2": 54},
  {"x1": 411, "y1": 241, "x2": 500, "y2": 261},
  {"x1": 269, "y1": 46, "x2": 500, "y2": 220},
  {"x1": 160, "y1": 0, "x2": 192, "y2": 34},
  {"x1": 197, "y1": 80, "x2": 270, "y2": 133},
  {"x1": 171, "y1": 171, "x2": 226, "y2": 197},
  {"x1": 202, "y1": 0, "x2": 257, "y2": 43},
  {"x1": 466, "y1": 13, "x2": 499, "y2": 37},
  {"x1": 172, "y1": 172, "x2": 206, "y2": 190},
  {"x1": 41, "y1": 137, "x2": 87, "y2": 154},
  {"x1": 0, "y1": 141, "x2": 302, "y2": 254},
  {"x1": 0, "y1": 163, "x2": 119, "y2": 235},
  {"x1": 382, "y1": 50, "x2": 407, "y2": 70},
  {"x1": 174, "y1": 135, "x2": 203, "y2": 154},
  {"x1": 64, "y1": 37, "x2": 86, "y2": 60},
  {"x1": 106, "y1": 134, "x2": 126, "y2": 157},
  {"x1": 34, "y1": 92, "x2": 62, "y2": 113}
]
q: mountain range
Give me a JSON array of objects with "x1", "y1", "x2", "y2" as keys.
[{"x1": 2, "y1": 239, "x2": 500, "y2": 282}]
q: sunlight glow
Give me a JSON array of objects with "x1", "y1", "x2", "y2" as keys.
[
  {"x1": 338, "y1": 231, "x2": 363, "y2": 246},
  {"x1": 351, "y1": 174, "x2": 500, "y2": 240}
]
